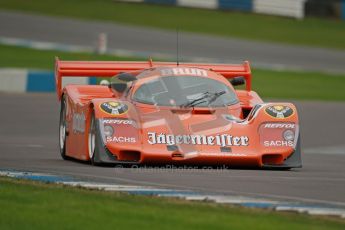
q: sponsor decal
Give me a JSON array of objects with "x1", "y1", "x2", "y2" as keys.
[
  {"x1": 147, "y1": 132, "x2": 249, "y2": 147},
  {"x1": 263, "y1": 140, "x2": 294, "y2": 147},
  {"x1": 265, "y1": 105, "x2": 294, "y2": 119},
  {"x1": 161, "y1": 68, "x2": 208, "y2": 77},
  {"x1": 106, "y1": 136, "x2": 136, "y2": 143},
  {"x1": 100, "y1": 102, "x2": 128, "y2": 115},
  {"x1": 264, "y1": 123, "x2": 295, "y2": 129},
  {"x1": 103, "y1": 119, "x2": 133, "y2": 125},
  {"x1": 72, "y1": 112, "x2": 85, "y2": 133}
]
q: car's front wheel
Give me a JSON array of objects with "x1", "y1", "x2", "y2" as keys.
[
  {"x1": 59, "y1": 96, "x2": 68, "y2": 160},
  {"x1": 88, "y1": 111, "x2": 97, "y2": 165}
]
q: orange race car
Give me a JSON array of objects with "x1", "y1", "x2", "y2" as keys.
[{"x1": 56, "y1": 58, "x2": 302, "y2": 169}]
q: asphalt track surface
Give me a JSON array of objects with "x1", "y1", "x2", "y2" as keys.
[
  {"x1": 0, "y1": 93, "x2": 345, "y2": 207},
  {"x1": 1, "y1": 10, "x2": 345, "y2": 73}
]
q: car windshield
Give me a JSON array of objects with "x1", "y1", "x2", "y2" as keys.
[{"x1": 132, "y1": 76, "x2": 239, "y2": 107}]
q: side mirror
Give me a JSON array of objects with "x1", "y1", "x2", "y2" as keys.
[
  {"x1": 109, "y1": 82, "x2": 128, "y2": 93},
  {"x1": 109, "y1": 72, "x2": 137, "y2": 94},
  {"x1": 230, "y1": 77, "x2": 245, "y2": 86}
]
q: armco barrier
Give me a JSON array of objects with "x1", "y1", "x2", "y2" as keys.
[
  {"x1": 253, "y1": 0, "x2": 306, "y2": 19},
  {"x1": 117, "y1": 0, "x2": 345, "y2": 19},
  {"x1": 120, "y1": 0, "x2": 304, "y2": 18},
  {"x1": 0, "y1": 69, "x2": 95, "y2": 93},
  {"x1": 145, "y1": 0, "x2": 176, "y2": 4},
  {"x1": 305, "y1": 0, "x2": 345, "y2": 19},
  {"x1": 218, "y1": 0, "x2": 252, "y2": 11},
  {"x1": 177, "y1": 0, "x2": 218, "y2": 9},
  {"x1": 27, "y1": 71, "x2": 56, "y2": 92}
]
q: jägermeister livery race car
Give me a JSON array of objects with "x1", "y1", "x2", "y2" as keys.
[{"x1": 56, "y1": 59, "x2": 301, "y2": 169}]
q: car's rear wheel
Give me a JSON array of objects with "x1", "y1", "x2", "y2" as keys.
[
  {"x1": 88, "y1": 111, "x2": 97, "y2": 165},
  {"x1": 59, "y1": 96, "x2": 68, "y2": 159}
]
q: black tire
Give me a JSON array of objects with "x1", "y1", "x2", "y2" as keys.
[
  {"x1": 59, "y1": 96, "x2": 68, "y2": 160},
  {"x1": 88, "y1": 110, "x2": 98, "y2": 165}
]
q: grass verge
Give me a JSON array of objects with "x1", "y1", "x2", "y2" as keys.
[
  {"x1": 252, "y1": 69, "x2": 345, "y2": 101},
  {"x1": 0, "y1": 0, "x2": 345, "y2": 50},
  {"x1": 0, "y1": 176, "x2": 344, "y2": 230},
  {"x1": 0, "y1": 44, "x2": 344, "y2": 101}
]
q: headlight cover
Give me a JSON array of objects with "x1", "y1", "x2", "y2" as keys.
[
  {"x1": 103, "y1": 125, "x2": 114, "y2": 137},
  {"x1": 283, "y1": 129, "x2": 295, "y2": 141}
]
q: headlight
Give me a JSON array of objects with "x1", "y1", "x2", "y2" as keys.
[
  {"x1": 283, "y1": 130, "x2": 294, "y2": 141},
  {"x1": 104, "y1": 125, "x2": 114, "y2": 137}
]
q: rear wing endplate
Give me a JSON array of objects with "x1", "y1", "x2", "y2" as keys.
[{"x1": 55, "y1": 58, "x2": 251, "y2": 100}]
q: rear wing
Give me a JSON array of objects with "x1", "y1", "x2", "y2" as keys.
[{"x1": 55, "y1": 58, "x2": 251, "y2": 100}]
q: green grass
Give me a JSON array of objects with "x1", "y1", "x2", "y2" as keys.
[
  {"x1": 252, "y1": 69, "x2": 345, "y2": 101},
  {"x1": 0, "y1": 0, "x2": 345, "y2": 50},
  {"x1": 0, "y1": 44, "x2": 139, "y2": 69},
  {"x1": 1, "y1": 44, "x2": 345, "y2": 101},
  {"x1": 0, "y1": 177, "x2": 344, "y2": 230}
]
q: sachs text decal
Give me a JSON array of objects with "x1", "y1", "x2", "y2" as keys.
[
  {"x1": 73, "y1": 113, "x2": 85, "y2": 133},
  {"x1": 106, "y1": 136, "x2": 136, "y2": 143},
  {"x1": 263, "y1": 140, "x2": 294, "y2": 147},
  {"x1": 161, "y1": 68, "x2": 208, "y2": 77},
  {"x1": 264, "y1": 123, "x2": 295, "y2": 129},
  {"x1": 265, "y1": 105, "x2": 294, "y2": 119},
  {"x1": 100, "y1": 102, "x2": 128, "y2": 115},
  {"x1": 147, "y1": 132, "x2": 249, "y2": 147}
]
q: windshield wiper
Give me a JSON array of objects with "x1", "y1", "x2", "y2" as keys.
[
  {"x1": 180, "y1": 91, "x2": 226, "y2": 108},
  {"x1": 206, "y1": 90, "x2": 226, "y2": 106}
]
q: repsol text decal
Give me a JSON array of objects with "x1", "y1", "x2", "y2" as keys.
[
  {"x1": 103, "y1": 119, "x2": 133, "y2": 125},
  {"x1": 264, "y1": 123, "x2": 295, "y2": 129}
]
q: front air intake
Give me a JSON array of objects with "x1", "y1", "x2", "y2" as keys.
[
  {"x1": 172, "y1": 153, "x2": 184, "y2": 158},
  {"x1": 118, "y1": 150, "x2": 141, "y2": 162}
]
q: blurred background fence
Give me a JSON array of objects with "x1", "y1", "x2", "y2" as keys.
[
  {"x1": 118, "y1": 0, "x2": 345, "y2": 20},
  {"x1": 0, "y1": 69, "x2": 95, "y2": 93}
]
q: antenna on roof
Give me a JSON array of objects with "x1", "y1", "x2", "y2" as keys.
[{"x1": 176, "y1": 28, "x2": 179, "y2": 66}]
